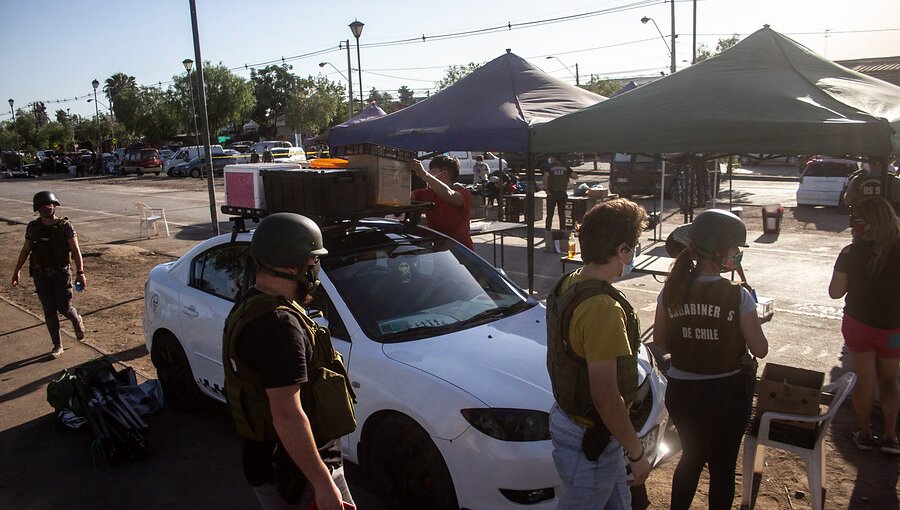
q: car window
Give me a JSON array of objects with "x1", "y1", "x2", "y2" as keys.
[
  {"x1": 804, "y1": 162, "x2": 856, "y2": 178},
  {"x1": 614, "y1": 153, "x2": 631, "y2": 162},
  {"x1": 141, "y1": 149, "x2": 158, "y2": 159},
  {"x1": 309, "y1": 285, "x2": 350, "y2": 341},
  {"x1": 190, "y1": 243, "x2": 250, "y2": 302},
  {"x1": 323, "y1": 233, "x2": 531, "y2": 342}
]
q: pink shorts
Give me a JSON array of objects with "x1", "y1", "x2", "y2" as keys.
[{"x1": 842, "y1": 314, "x2": 900, "y2": 358}]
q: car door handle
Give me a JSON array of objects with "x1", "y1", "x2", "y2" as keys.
[{"x1": 182, "y1": 305, "x2": 199, "y2": 317}]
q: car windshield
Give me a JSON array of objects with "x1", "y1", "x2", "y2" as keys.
[{"x1": 322, "y1": 226, "x2": 533, "y2": 343}]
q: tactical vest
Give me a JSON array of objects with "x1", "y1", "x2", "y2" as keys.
[
  {"x1": 546, "y1": 271, "x2": 640, "y2": 427},
  {"x1": 666, "y1": 279, "x2": 745, "y2": 374},
  {"x1": 222, "y1": 293, "x2": 356, "y2": 444},
  {"x1": 29, "y1": 217, "x2": 72, "y2": 269}
]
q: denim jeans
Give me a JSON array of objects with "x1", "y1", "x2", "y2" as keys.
[
  {"x1": 545, "y1": 191, "x2": 569, "y2": 231},
  {"x1": 32, "y1": 267, "x2": 81, "y2": 347},
  {"x1": 550, "y1": 404, "x2": 631, "y2": 510}
]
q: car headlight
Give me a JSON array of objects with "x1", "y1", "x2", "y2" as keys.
[{"x1": 460, "y1": 408, "x2": 550, "y2": 441}]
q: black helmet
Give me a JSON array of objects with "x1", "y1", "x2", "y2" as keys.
[
  {"x1": 251, "y1": 213, "x2": 327, "y2": 269},
  {"x1": 33, "y1": 191, "x2": 60, "y2": 211},
  {"x1": 687, "y1": 209, "x2": 748, "y2": 252}
]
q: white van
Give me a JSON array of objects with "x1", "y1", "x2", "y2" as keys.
[
  {"x1": 249, "y1": 140, "x2": 294, "y2": 153},
  {"x1": 165, "y1": 145, "x2": 224, "y2": 175},
  {"x1": 418, "y1": 151, "x2": 508, "y2": 184}
]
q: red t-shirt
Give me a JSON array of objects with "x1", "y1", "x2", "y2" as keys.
[{"x1": 412, "y1": 185, "x2": 473, "y2": 249}]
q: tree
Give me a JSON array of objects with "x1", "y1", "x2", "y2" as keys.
[
  {"x1": 696, "y1": 35, "x2": 740, "y2": 63},
  {"x1": 31, "y1": 102, "x2": 49, "y2": 128},
  {"x1": 367, "y1": 88, "x2": 396, "y2": 113},
  {"x1": 284, "y1": 76, "x2": 345, "y2": 137},
  {"x1": 580, "y1": 77, "x2": 622, "y2": 98},
  {"x1": 105, "y1": 72, "x2": 137, "y2": 117},
  {"x1": 109, "y1": 86, "x2": 179, "y2": 145},
  {"x1": 436, "y1": 62, "x2": 481, "y2": 91},
  {"x1": 250, "y1": 64, "x2": 299, "y2": 138},
  {"x1": 397, "y1": 86, "x2": 416, "y2": 110},
  {"x1": 172, "y1": 63, "x2": 254, "y2": 136}
]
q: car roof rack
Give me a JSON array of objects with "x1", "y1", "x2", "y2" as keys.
[{"x1": 223, "y1": 202, "x2": 435, "y2": 243}]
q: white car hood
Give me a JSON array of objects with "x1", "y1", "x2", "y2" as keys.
[{"x1": 382, "y1": 304, "x2": 554, "y2": 410}]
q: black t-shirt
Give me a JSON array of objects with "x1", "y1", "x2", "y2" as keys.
[
  {"x1": 236, "y1": 289, "x2": 342, "y2": 486},
  {"x1": 835, "y1": 240, "x2": 900, "y2": 329}
]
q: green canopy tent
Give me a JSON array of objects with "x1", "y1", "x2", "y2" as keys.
[
  {"x1": 532, "y1": 26, "x2": 900, "y2": 156},
  {"x1": 532, "y1": 25, "x2": 900, "y2": 244}
]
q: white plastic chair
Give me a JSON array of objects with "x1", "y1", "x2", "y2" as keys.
[
  {"x1": 740, "y1": 372, "x2": 856, "y2": 510},
  {"x1": 134, "y1": 201, "x2": 170, "y2": 238}
]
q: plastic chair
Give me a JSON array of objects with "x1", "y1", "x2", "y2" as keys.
[
  {"x1": 740, "y1": 372, "x2": 856, "y2": 510},
  {"x1": 134, "y1": 201, "x2": 170, "y2": 238}
]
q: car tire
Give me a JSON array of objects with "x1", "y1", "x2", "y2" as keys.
[
  {"x1": 191, "y1": 167, "x2": 202, "y2": 179},
  {"x1": 151, "y1": 333, "x2": 203, "y2": 412},
  {"x1": 154, "y1": 171, "x2": 160, "y2": 176},
  {"x1": 370, "y1": 414, "x2": 459, "y2": 510}
]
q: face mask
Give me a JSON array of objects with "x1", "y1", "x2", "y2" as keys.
[
  {"x1": 300, "y1": 262, "x2": 321, "y2": 297},
  {"x1": 618, "y1": 243, "x2": 641, "y2": 278},
  {"x1": 720, "y1": 251, "x2": 743, "y2": 273}
]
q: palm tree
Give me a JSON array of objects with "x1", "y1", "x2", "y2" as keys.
[{"x1": 104, "y1": 73, "x2": 137, "y2": 118}]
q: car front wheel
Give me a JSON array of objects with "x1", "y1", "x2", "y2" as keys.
[
  {"x1": 191, "y1": 167, "x2": 202, "y2": 179},
  {"x1": 151, "y1": 333, "x2": 203, "y2": 412},
  {"x1": 370, "y1": 414, "x2": 459, "y2": 510}
]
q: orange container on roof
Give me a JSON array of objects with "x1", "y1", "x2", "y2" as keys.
[{"x1": 309, "y1": 158, "x2": 349, "y2": 169}]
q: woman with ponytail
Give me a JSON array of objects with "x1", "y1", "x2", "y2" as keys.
[
  {"x1": 653, "y1": 209, "x2": 769, "y2": 510},
  {"x1": 829, "y1": 196, "x2": 900, "y2": 454}
]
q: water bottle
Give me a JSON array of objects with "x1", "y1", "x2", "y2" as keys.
[
  {"x1": 74, "y1": 281, "x2": 84, "y2": 293},
  {"x1": 567, "y1": 232, "x2": 577, "y2": 259}
]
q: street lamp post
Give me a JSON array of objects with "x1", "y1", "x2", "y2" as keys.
[
  {"x1": 8, "y1": 99, "x2": 17, "y2": 149},
  {"x1": 183, "y1": 59, "x2": 200, "y2": 146},
  {"x1": 545, "y1": 56, "x2": 579, "y2": 85},
  {"x1": 349, "y1": 20, "x2": 365, "y2": 109},
  {"x1": 641, "y1": 16, "x2": 675, "y2": 74},
  {"x1": 91, "y1": 79, "x2": 101, "y2": 151},
  {"x1": 319, "y1": 61, "x2": 353, "y2": 120}
]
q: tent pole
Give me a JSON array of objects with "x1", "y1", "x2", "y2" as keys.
[
  {"x1": 526, "y1": 139, "x2": 535, "y2": 294},
  {"x1": 659, "y1": 159, "x2": 665, "y2": 241}
]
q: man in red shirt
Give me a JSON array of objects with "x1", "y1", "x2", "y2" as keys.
[{"x1": 409, "y1": 155, "x2": 473, "y2": 249}]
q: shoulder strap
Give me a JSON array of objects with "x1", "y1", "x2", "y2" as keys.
[{"x1": 555, "y1": 273, "x2": 611, "y2": 362}]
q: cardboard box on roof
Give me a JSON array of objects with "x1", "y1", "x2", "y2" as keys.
[
  {"x1": 346, "y1": 154, "x2": 411, "y2": 206},
  {"x1": 755, "y1": 363, "x2": 824, "y2": 430}
]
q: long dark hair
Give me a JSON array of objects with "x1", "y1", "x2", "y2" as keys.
[
  {"x1": 662, "y1": 245, "x2": 726, "y2": 309},
  {"x1": 854, "y1": 196, "x2": 900, "y2": 277}
]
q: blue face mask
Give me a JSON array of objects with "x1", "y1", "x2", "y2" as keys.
[{"x1": 619, "y1": 243, "x2": 641, "y2": 278}]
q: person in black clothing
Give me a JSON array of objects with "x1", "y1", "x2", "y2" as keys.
[
  {"x1": 653, "y1": 209, "x2": 768, "y2": 510},
  {"x1": 11, "y1": 191, "x2": 86, "y2": 358},
  {"x1": 829, "y1": 196, "x2": 900, "y2": 454},
  {"x1": 224, "y1": 213, "x2": 353, "y2": 510}
]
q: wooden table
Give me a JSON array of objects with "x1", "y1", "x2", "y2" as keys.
[{"x1": 470, "y1": 220, "x2": 527, "y2": 267}]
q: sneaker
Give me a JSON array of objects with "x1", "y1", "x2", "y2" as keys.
[
  {"x1": 73, "y1": 315, "x2": 85, "y2": 340},
  {"x1": 51, "y1": 345, "x2": 64, "y2": 359},
  {"x1": 853, "y1": 431, "x2": 876, "y2": 451},
  {"x1": 880, "y1": 437, "x2": 900, "y2": 455}
]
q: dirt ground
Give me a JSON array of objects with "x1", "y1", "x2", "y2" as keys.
[{"x1": 2, "y1": 174, "x2": 897, "y2": 509}]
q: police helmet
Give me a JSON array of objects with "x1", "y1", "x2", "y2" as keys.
[
  {"x1": 33, "y1": 191, "x2": 60, "y2": 211},
  {"x1": 251, "y1": 213, "x2": 327, "y2": 269},
  {"x1": 687, "y1": 209, "x2": 748, "y2": 252}
]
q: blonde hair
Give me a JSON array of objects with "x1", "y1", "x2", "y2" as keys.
[{"x1": 854, "y1": 196, "x2": 900, "y2": 276}]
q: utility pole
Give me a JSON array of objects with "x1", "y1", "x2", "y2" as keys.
[
  {"x1": 344, "y1": 40, "x2": 354, "y2": 117},
  {"x1": 670, "y1": 0, "x2": 677, "y2": 74},
  {"x1": 692, "y1": 0, "x2": 697, "y2": 64},
  {"x1": 575, "y1": 63, "x2": 580, "y2": 86},
  {"x1": 188, "y1": 0, "x2": 219, "y2": 236}
]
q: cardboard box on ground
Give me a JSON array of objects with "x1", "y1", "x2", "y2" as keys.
[{"x1": 755, "y1": 363, "x2": 825, "y2": 431}]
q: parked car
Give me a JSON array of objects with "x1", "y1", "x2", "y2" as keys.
[
  {"x1": 419, "y1": 151, "x2": 508, "y2": 184},
  {"x1": 270, "y1": 146, "x2": 309, "y2": 167},
  {"x1": 143, "y1": 217, "x2": 669, "y2": 509},
  {"x1": 159, "y1": 149, "x2": 175, "y2": 161},
  {"x1": 796, "y1": 157, "x2": 866, "y2": 207},
  {"x1": 164, "y1": 145, "x2": 225, "y2": 175},
  {"x1": 120, "y1": 148, "x2": 162, "y2": 175},
  {"x1": 249, "y1": 140, "x2": 293, "y2": 154},
  {"x1": 226, "y1": 141, "x2": 252, "y2": 153},
  {"x1": 173, "y1": 152, "x2": 250, "y2": 178},
  {"x1": 610, "y1": 153, "x2": 724, "y2": 198}
]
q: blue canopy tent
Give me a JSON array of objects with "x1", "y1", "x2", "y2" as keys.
[
  {"x1": 330, "y1": 50, "x2": 604, "y2": 292},
  {"x1": 307, "y1": 102, "x2": 387, "y2": 146}
]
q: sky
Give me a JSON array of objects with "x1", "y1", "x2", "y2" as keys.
[{"x1": 0, "y1": 0, "x2": 897, "y2": 121}]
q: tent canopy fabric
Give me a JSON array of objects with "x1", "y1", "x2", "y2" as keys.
[
  {"x1": 328, "y1": 51, "x2": 604, "y2": 153},
  {"x1": 309, "y1": 102, "x2": 387, "y2": 145},
  {"x1": 532, "y1": 26, "x2": 900, "y2": 157}
]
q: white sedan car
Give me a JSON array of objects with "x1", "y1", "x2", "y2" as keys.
[{"x1": 143, "y1": 217, "x2": 668, "y2": 509}]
